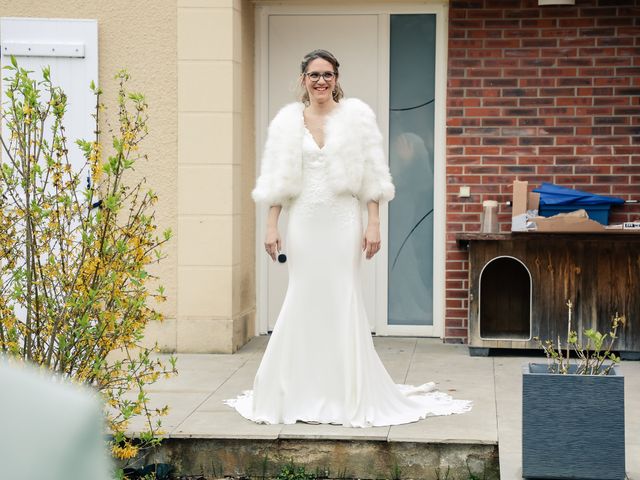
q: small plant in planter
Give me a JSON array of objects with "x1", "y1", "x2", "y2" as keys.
[
  {"x1": 534, "y1": 300, "x2": 625, "y2": 375},
  {"x1": 523, "y1": 300, "x2": 626, "y2": 480}
]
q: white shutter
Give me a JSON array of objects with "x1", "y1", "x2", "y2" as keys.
[{"x1": 0, "y1": 17, "x2": 98, "y2": 175}]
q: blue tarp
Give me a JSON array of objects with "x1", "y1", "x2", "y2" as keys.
[{"x1": 532, "y1": 182, "x2": 625, "y2": 206}]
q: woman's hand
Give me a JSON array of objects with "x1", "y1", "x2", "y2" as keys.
[
  {"x1": 265, "y1": 227, "x2": 281, "y2": 261},
  {"x1": 362, "y1": 221, "x2": 381, "y2": 260}
]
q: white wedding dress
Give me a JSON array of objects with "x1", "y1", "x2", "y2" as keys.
[{"x1": 224, "y1": 128, "x2": 472, "y2": 427}]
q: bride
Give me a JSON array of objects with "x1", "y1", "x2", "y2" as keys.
[{"x1": 225, "y1": 49, "x2": 471, "y2": 427}]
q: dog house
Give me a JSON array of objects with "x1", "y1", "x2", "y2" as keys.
[{"x1": 457, "y1": 232, "x2": 640, "y2": 357}]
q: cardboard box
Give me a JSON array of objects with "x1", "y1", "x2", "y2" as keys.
[
  {"x1": 530, "y1": 210, "x2": 607, "y2": 232},
  {"x1": 511, "y1": 180, "x2": 540, "y2": 231},
  {"x1": 510, "y1": 180, "x2": 607, "y2": 233}
]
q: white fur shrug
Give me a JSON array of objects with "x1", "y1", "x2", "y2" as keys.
[{"x1": 252, "y1": 98, "x2": 395, "y2": 206}]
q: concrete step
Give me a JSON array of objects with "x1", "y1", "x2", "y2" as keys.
[{"x1": 146, "y1": 437, "x2": 499, "y2": 480}]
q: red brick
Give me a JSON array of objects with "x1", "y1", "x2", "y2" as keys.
[
  {"x1": 598, "y1": 37, "x2": 634, "y2": 47},
  {"x1": 613, "y1": 165, "x2": 640, "y2": 175},
  {"x1": 594, "y1": 136, "x2": 630, "y2": 145},
  {"x1": 541, "y1": 6, "x2": 578, "y2": 18},
  {"x1": 449, "y1": 78, "x2": 483, "y2": 88},
  {"x1": 519, "y1": 78, "x2": 555, "y2": 87},
  {"x1": 467, "y1": 68, "x2": 503, "y2": 77},
  {"x1": 519, "y1": 117, "x2": 554, "y2": 127},
  {"x1": 556, "y1": 156, "x2": 591, "y2": 165},
  {"x1": 483, "y1": 39, "x2": 521, "y2": 48},
  {"x1": 445, "y1": 326, "x2": 468, "y2": 336},
  {"x1": 468, "y1": 29, "x2": 503, "y2": 39},
  {"x1": 466, "y1": 146, "x2": 501, "y2": 155},
  {"x1": 618, "y1": 27, "x2": 640, "y2": 37},
  {"x1": 484, "y1": 59, "x2": 519, "y2": 68},
  {"x1": 521, "y1": 38, "x2": 557, "y2": 48},
  {"x1": 541, "y1": 67, "x2": 578, "y2": 77},
  {"x1": 593, "y1": 175, "x2": 630, "y2": 184},
  {"x1": 557, "y1": 97, "x2": 593, "y2": 106},
  {"x1": 521, "y1": 18, "x2": 557, "y2": 28},
  {"x1": 465, "y1": 107, "x2": 502, "y2": 116},
  {"x1": 485, "y1": 19, "x2": 521, "y2": 29},
  {"x1": 614, "y1": 146, "x2": 640, "y2": 155},
  {"x1": 557, "y1": 77, "x2": 592, "y2": 87},
  {"x1": 580, "y1": 47, "x2": 616, "y2": 57},
  {"x1": 506, "y1": 47, "x2": 545, "y2": 58},
  {"x1": 445, "y1": 318, "x2": 465, "y2": 330},
  {"x1": 447, "y1": 175, "x2": 482, "y2": 184},
  {"x1": 466, "y1": 165, "x2": 500, "y2": 174},
  {"x1": 574, "y1": 165, "x2": 611, "y2": 175},
  {"x1": 451, "y1": 19, "x2": 483, "y2": 29},
  {"x1": 538, "y1": 165, "x2": 573, "y2": 174},
  {"x1": 502, "y1": 146, "x2": 538, "y2": 156},
  {"x1": 556, "y1": 117, "x2": 591, "y2": 126},
  {"x1": 505, "y1": 9, "x2": 540, "y2": 19},
  {"x1": 580, "y1": 67, "x2": 615, "y2": 76},
  {"x1": 575, "y1": 145, "x2": 612, "y2": 155},
  {"x1": 576, "y1": 126, "x2": 612, "y2": 136},
  {"x1": 555, "y1": 175, "x2": 592, "y2": 184},
  {"x1": 467, "y1": 9, "x2": 505, "y2": 19},
  {"x1": 595, "y1": 57, "x2": 632, "y2": 67},
  {"x1": 559, "y1": 37, "x2": 595, "y2": 48},
  {"x1": 450, "y1": 39, "x2": 484, "y2": 49},
  {"x1": 594, "y1": 97, "x2": 629, "y2": 106},
  {"x1": 557, "y1": 136, "x2": 591, "y2": 145},
  {"x1": 484, "y1": 98, "x2": 518, "y2": 107},
  {"x1": 447, "y1": 136, "x2": 482, "y2": 145},
  {"x1": 481, "y1": 118, "x2": 517, "y2": 127},
  {"x1": 559, "y1": 18, "x2": 595, "y2": 28},
  {"x1": 558, "y1": 58, "x2": 593, "y2": 67},
  {"x1": 580, "y1": 8, "x2": 617, "y2": 18},
  {"x1": 538, "y1": 146, "x2": 574, "y2": 155},
  {"x1": 504, "y1": 68, "x2": 538, "y2": 77},
  {"x1": 483, "y1": 78, "x2": 518, "y2": 88}
]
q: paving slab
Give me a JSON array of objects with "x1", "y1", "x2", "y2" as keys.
[
  {"x1": 279, "y1": 422, "x2": 391, "y2": 441},
  {"x1": 129, "y1": 335, "x2": 639, "y2": 479},
  {"x1": 172, "y1": 410, "x2": 283, "y2": 439}
]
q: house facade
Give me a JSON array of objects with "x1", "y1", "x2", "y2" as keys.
[{"x1": 1, "y1": 0, "x2": 637, "y2": 353}]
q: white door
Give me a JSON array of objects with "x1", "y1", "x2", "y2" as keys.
[{"x1": 256, "y1": 6, "x2": 447, "y2": 338}]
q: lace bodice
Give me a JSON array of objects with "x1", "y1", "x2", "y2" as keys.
[{"x1": 289, "y1": 128, "x2": 360, "y2": 224}]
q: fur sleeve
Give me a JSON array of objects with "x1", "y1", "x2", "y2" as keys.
[
  {"x1": 352, "y1": 100, "x2": 395, "y2": 203},
  {"x1": 251, "y1": 103, "x2": 303, "y2": 206}
]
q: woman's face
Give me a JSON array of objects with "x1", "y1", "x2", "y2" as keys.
[{"x1": 302, "y1": 58, "x2": 337, "y2": 104}]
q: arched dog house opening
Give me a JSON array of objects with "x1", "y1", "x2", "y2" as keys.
[{"x1": 479, "y1": 256, "x2": 531, "y2": 340}]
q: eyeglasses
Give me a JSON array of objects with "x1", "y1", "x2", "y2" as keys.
[{"x1": 304, "y1": 71, "x2": 336, "y2": 82}]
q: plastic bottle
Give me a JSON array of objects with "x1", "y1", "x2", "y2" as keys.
[{"x1": 481, "y1": 200, "x2": 499, "y2": 233}]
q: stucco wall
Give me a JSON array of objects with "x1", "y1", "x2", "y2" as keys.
[{"x1": 0, "y1": 1, "x2": 179, "y2": 348}]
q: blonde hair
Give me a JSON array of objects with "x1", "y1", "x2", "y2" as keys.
[{"x1": 299, "y1": 49, "x2": 344, "y2": 105}]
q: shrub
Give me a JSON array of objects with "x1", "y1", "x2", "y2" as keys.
[{"x1": 0, "y1": 57, "x2": 177, "y2": 471}]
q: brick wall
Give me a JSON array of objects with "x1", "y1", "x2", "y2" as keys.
[{"x1": 445, "y1": 0, "x2": 640, "y2": 343}]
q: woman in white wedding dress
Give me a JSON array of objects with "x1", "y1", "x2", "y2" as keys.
[{"x1": 224, "y1": 50, "x2": 471, "y2": 427}]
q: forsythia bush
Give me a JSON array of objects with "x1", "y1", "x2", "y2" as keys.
[{"x1": 0, "y1": 58, "x2": 177, "y2": 471}]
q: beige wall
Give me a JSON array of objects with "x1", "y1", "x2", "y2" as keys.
[
  {"x1": 0, "y1": 1, "x2": 180, "y2": 348},
  {"x1": 2, "y1": 0, "x2": 257, "y2": 354},
  {"x1": 177, "y1": 0, "x2": 255, "y2": 352}
]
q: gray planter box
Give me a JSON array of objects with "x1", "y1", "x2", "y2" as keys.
[{"x1": 522, "y1": 363, "x2": 625, "y2": 479}]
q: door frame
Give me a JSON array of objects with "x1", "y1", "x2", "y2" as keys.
[{"x1": 254, "y1": 2, "x2": 449, "y2": 338}]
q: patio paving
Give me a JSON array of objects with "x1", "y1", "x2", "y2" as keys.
[{"x1": 129, "y1": 336, "x2": 640, "y2": 479}]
